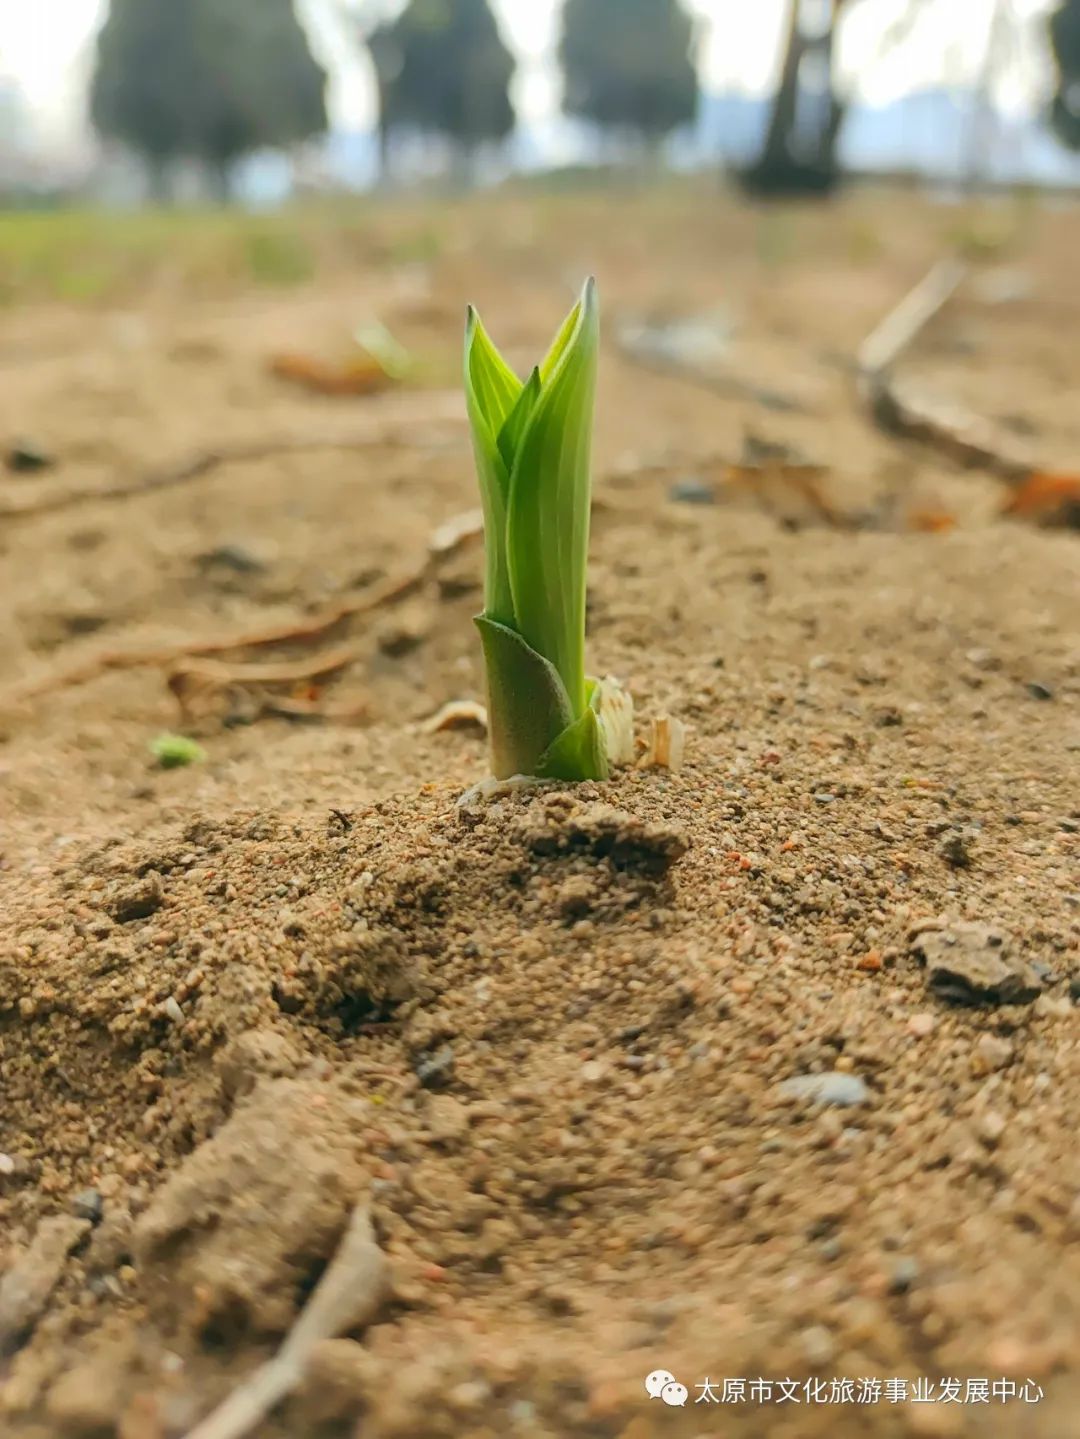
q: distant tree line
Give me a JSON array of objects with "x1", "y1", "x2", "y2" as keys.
[
  {"x1": 366, "y1": 0, "x2": 699, "y2": 175},
  {"x1": 92, "y1": 0, "x2": 328, "y2": 200},
  {"x1": 90, "y1": 0, "x2": 699, "y2": 196},
  {"x1": 88, "y1": 0, "x2": 1079, "y2": 202}
]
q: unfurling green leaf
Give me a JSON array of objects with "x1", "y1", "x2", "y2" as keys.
[
  {"x1": 465, "y1": 279, "x2": 629, "y2": 782},
  {"x1": 474, "y1": 616, "x2": 574, "y2": 782}
]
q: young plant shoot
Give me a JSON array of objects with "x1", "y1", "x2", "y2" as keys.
[{"x1": 465, "y1": 279, "x2": 629, "y2": 782}]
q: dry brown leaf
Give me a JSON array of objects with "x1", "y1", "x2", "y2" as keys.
[
  {"x1": 908, "y1": 509, "x2": 957, "y2": 533},
  {"x1": 268, "y1": 353, "x2": 391, "y2": 397},
  {"x1": 261, "y1": 695, "x2": 368, "y2": 723},
  {"x1": 1001, "y1": 471, "x2": 1080, "y2": 526},
  {"x1": 724, "y1": 461, "x2": 841, "y2": 527}
]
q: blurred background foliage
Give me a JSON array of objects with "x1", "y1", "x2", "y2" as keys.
[
  {"x1": 0, "y1": 1, "x2": 1077, "y2": 219},
  {"x1": 91, "y1": 0, "x2": 328, "y2": 200}
]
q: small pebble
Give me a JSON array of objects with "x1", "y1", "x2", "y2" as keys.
[
  {"x1": 778, "y1": 1072, "x2": 870, "y2": 1107},
  {"x1": 972, "y1": 1033, "x2": 1013, "y2": 1074},
  {"x1": 71, "y1": 1189, "x2": 104, "y2": 1223},
  {"x1": 799, "y1": 1324, "x2": 836, "y2": 1366},
  {"x1": 906, "y1": 1013, "x2": 936, "y2": 1038},
  {"x1": 1025, "y1": 681, "x2": 1054, "y2": 701},
  {"x1": 940, "y1": 831, "x2": 974, "y2": 869},
  {"x1": 668, "y1": 476, "x2": 715, "y2": 505},
  {"x1": 975, "y1": 1109, "x2": 1007, "y2": 1147},
  {"x1": 161, "y1": 996, "x2": 185, "y2": 1026},
  {"x1": 888, "y1": 1257, "x2": 920, "y2": 1293},
  {"x1": 1033, "y1": 992, "x2": 1072, "y2": 1020},
  {"x1": 415, "y1": 1047, "x2": 455, "y2": 1089}
]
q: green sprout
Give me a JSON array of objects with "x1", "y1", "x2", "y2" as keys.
[
  {"x1": 465, "y1": 278, "x2": 630, "y2": 782},
  {"x1": 150, "y1": 732, "x2": 206, "y2": 769}
]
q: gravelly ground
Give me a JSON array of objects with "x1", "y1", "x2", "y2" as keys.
[{"x1": 1, "y1": 186, "x2": 1078, "y2": 1438}]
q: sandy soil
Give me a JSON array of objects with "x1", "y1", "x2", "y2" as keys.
[{"x1": 1, "y1": 185, "x2": 1079, "y2": 1439}]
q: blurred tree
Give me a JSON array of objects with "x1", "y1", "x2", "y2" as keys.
[
  {"x1": 1049, "y1": 0, "x2": 1080, "y2": 148},
  {"x1": 559, "y1": 0, "x2": 698, "y2": 148},
  {"x1": 364, "y1": 0, "x2": 515, "y2": 180},
  {"x1": 741, "y1": 0, "x2": 944, "y2": 197},
  {"x1": 741, "y1": 0, "x2": 852, "y2": 196},
  {"x1": 91, "y1": 0, "x2": 328, "y2": 200}
]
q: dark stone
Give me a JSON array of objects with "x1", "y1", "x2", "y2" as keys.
[
  {"x1": 668, "y1": 477, "x2": 715, "y2": 505},
  {"x1": 6, "y1": 441, "x2": 53, "y2": 474},
  {"x1": 72, "y1": 1189, "x2": 104, "y2": 1224},
  {"x1": 195, "y1": 543, "x2": 267, "y2": 575}
]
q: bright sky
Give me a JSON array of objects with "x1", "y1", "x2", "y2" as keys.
[{"x1": 0, "y1": 0, "x2": 1058, "y2": 144}]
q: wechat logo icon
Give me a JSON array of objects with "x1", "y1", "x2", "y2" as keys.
[{"x1": 645, "y1": 1370, "x2": 689, "y2": 1407}]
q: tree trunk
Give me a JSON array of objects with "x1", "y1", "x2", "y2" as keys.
[
  {"x1": 757, "y1": 0, "x2": 805, "y2": 175},
  {"x1": 815, "y1": 5, "x2": 849, "y2": 171},
  {"x1": 375, "y1": 75, "x2": 394, "y2": 187},
  {"x1": 145, "y1": 156, "x2": 172, "y2": 206},
  {"x1": 741, "y1": 0, "x2": 847, "y2": 196},
  {"x1": 377, "y1": 119, "x2": 391, "y2": 185},
  {"x1": 206, "y1": 156, "x2": 234, "y2": 205}
]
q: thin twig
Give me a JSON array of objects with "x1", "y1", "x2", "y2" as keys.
[
  {"x1": 856, "y1": 257, "x2": 967, "y2": 388},
  {"x1": 182, "y1": 1202, "x2": 387, "y2": 1439},
  {"x1": 1, "y1": 514, "x2": 483, "y2": 709},
  {"x1": 856, "y1": 257, "x2": 1036, "y2": 485},
  {"x1": 1, "y1": 570, "x2": 420, "y2": 706},
  {"x1": 1, "y1": 397, "x2": 463, "y2": 521},
  {"x1": 865, "y1": 378, "x2": 1034, "y2": 482},
  {"x1": 170, "y1": 645, "x2": 363, "y2": 689},
  {"x1": 167, "y1": 644, "x2": 368, "y2": 723},
  {"x1": 181, "y1": 569, "x2": 428, "y2": 657},
  {"x1": 615, "y1": 318, "x2": 808, "y2": 414}
]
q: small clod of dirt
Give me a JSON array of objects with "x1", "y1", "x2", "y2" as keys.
[
  {"x1": 102, "y1": 869, "x2": 165, "y2": 923},
  {"x1": 911, "y1": 920, "x2": 1045, "y2": 1005},
  {"x1": 519, "y1": 801, "x2": 690, "y2": 877}
]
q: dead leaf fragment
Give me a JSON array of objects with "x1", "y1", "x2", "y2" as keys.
[
  {"x1": 636, "y1": 715, "x2": 686, "y2": 773},
  {"x1": 1001, "y1": 471, "x2": 1080, "y2": 528},
  {"x1": 429, "y1": 508, "x2": 484, "y2": 559},
  {"x1": 908, "y1": 508, "x2": 957, "y2": 533},
  {"x1": 595, "y1": 677, "x2": 636, "y2": 766},
  {"x1": 268, "y1": 353, "x2": 390, "y2": 397},
  {"x1": 424, "y1": 701, "x2": 487, "y2": 734}
]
